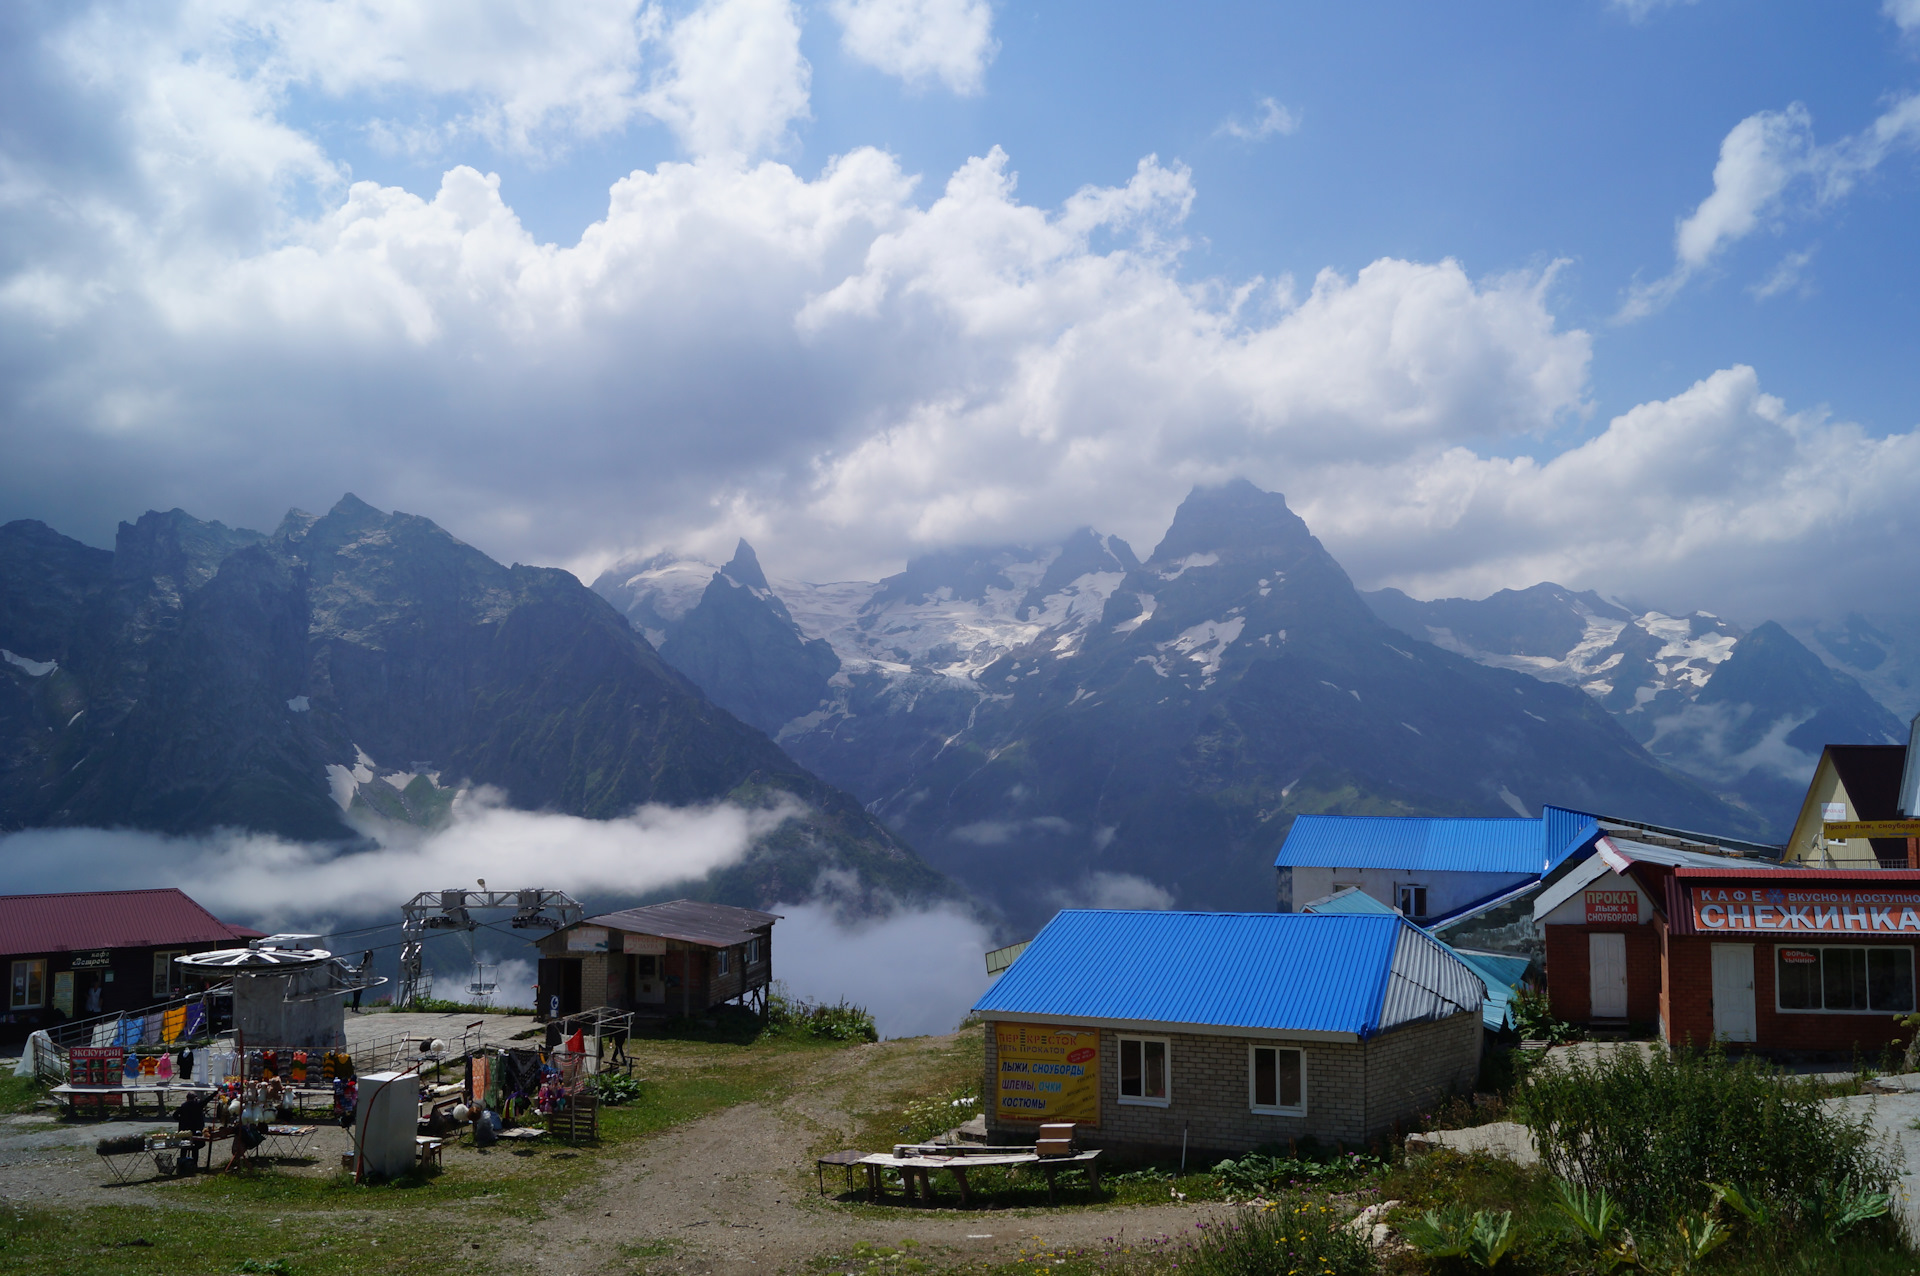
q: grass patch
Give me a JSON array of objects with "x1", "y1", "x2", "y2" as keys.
[
  {"x1": 0, "y1": 1072, "x2": 47, "y2": 1114},
  {"x1": 0, "y1": 1204, "x2": 473, "y2": 1275}
]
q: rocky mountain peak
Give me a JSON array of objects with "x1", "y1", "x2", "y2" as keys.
[
  {"x1": 722, "y1": 539, "x2": 771, "y2": 593},
  {"x1": 1147, "y1": 479, "x2": 1318, "y2": 565}
]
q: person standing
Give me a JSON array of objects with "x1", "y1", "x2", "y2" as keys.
[{"x1": 351, "y1": 951, "x2": 372, "y2": 1011}]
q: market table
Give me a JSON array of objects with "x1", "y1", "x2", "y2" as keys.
[
  {"x1": 259, "y1": 1124, "x2": 319, "y2": 1162},
  {"x1": 53, "y1": 1082, "x2": 216, "y2": 1118}
]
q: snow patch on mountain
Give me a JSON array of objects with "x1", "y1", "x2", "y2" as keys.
[
  {"x1": 2, "y1": 649, "x2": 57, "y2": 677},
  {"x1": 1160, "y1": 615, "x2": 1246, "y2": 682}
]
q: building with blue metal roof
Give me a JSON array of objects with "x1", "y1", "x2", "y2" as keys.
[
  {"x1": 1274, "y1": 805, "x2": 1601, "y2": 929},
  {"x1": 970, "y1": 910, "x2": 1484, "y2": 1155},
  {"x1": 1300, "y1": 886, "x2": 1529, "y2": 1032}
]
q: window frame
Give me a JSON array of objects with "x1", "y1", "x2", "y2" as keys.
[
  {"x1": 153, "y1": 950, "x2": 187, "y2": 998},
  {"x1": 746, "y1": 937, "x2": 763, "y2": 966},
  {"x1": 1397, "y1": 883, "x2": 1429, "y2": 919},
  {"x1": 1116, "y1": 1035, "x2": 1171, "y2": 1107},
  {"x1": 716, "y1": 948, "x2": 731, "y2": 976},
  {"x1": 1247, "y1": 1044, "x2": 1307, "y2": 1116},
  {"x1": 1773, "y1": 944, "x2": 1916, "y2": 1015},
  {"x1": 10, "y1": 958, "x2": 46, "y2": 1010}
]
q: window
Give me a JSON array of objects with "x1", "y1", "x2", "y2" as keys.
[
  {"x1": 1398, "y1": 884, "x2": 1429, "y2": 919},
  {"x1": 717, "y1": 948, "x2": 731, "y2": 976},
  {"x1": 1777, "y1": 946, "x2": 1915, "y2": 1013},
  {"x1": 1249, "y1": 1045, "x2": 1306, "y2": 1115},
  {"x1": 153, "y1": 951, "x2": 186, "y2": 997},
  {"x1": 10, "y1": 959, "x2": 45, "y2": 1010},
  {"x1": 1118, "y1": 1037, "x2": 1170, "y2": 1106},
  {"x1": 746, "y1": 937, "x2": 762, "y2": 965}
]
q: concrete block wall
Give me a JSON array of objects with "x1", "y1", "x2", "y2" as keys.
[{"x1": 983, "y1": 1012, "x2": 1481, "y2": 1160}]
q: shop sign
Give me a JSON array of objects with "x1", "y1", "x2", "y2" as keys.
[
  {"x1": 566, "y1": 927, "x2": 609, "y2": 952},
  {"x1": 1584, "y1": 890, "x2": 1639, "y2": 924},
  {"x1": 70, "y1": 950, "x2": 111, "y2": 969},
  {"x1": 1823, "y1": 820, "x2": 1920, "y2": 839},
  {"x1": 622, "y1": 935, "x2": 666, "y2": 955},
  {"x1": 993, "y1": 1024, "x2": 1100, "y2": 1126},
  {"x1": 1780, "y1": 949, "x2": 1817, "y2": 964},
  {"x1": 1691, "y1": 885, "x2": 1920, "y2": 933}
]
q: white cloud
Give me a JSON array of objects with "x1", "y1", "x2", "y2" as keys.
[
  {"x1": 1217, "y1": 97, "x2": 1300, "y2": 142},
  {"x1": 1608, "y1": 0, "x2": 1698, "y2": 21},
  {"x1": 829, "y1": 0, "x2": 996, "y2": 95},
  {"x1": 1749, "y1": 247, "x2": 1815, "y2": 301},
  {"x1": 1889, "y1": 0, "x2": 1920, "y2": 34},
  {"x1": 4, "y1": 0, "x2": 1920, "y2": 629},
  {"x1": 773, "y1": 901, "x2": 993, "y2": 1037},
  {"x1": 645, "y1": 0, "x2": 812, "y2": 158},
  {"x1": 0, "y1": 792, "x2": 796, "y2": 928},
  {"x1": 1622, "y1": 95, "x2": 1920, "y2": 319}
]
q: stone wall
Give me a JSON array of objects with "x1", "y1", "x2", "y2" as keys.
[{"x1": 983, "y1": 1011, "x2": 1481, "y2": 1160}]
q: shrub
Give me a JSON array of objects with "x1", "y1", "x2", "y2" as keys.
[
  {"x1": 1513, "y1": 1044, "x2": 1895, "y2": 1234},
  {"x1": 765, "y1": 988, "x2": 878, "y2": 1043},
  {"x1": 1170, "y1": 1199, "x2": 1376, "y2": 1276},
  {"x1": 1212, "y1": 1148, "x2": 1386, "y2": 1195},
  {"x1": 898, "y1": 1083, "x2": 979, "y2": 1144},
  {"x1": 587, "y1": 1072, "x2": 645, "y2": 1106},
  {"x1": 1508, "y1": 990, "x2": 1578, "y2": 1045}
]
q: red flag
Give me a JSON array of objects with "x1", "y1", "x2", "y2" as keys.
[{"x1": 565, "y1": 1030, "x2": 585, "y2": 1054}]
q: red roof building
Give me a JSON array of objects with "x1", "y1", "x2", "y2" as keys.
[{"x1": 2, "y1": 888, "x2": 260, "y2": 1043}]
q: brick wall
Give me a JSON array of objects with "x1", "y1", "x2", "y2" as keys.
[
  {"x1": 1544, "y1": 924, "x2": 1661, "y2": 1023},
  {"x1": 983, "y1": 1013, "x2": 1480, "y2": 1159},
  {"x1": 1665, "y1": 936, "x2": 1917, "y2": 1055}
]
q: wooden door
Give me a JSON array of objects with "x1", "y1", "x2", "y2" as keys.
[
  {"x1": 1711, "y1": 944, "x2": 1756, "y2": 1043},
  {"x1": 1588, "y1": 933, "x2": 1628, "y2": 1019}
]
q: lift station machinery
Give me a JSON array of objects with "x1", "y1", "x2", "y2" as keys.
[{"x1": 397, "y1": 887, "x2": 584, "y2": 1007}]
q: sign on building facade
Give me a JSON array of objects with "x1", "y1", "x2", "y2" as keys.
[
  {"x1": 1690, "y1": 884, "x2": 1920, "y2": 933},
  {"x1": 993, "y1": 1023, "x2": 1100, "y2": 1125}
]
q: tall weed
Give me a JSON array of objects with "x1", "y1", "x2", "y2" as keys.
[
  {"x1": 1170, "y1": 1199, "x2": 1376, "y2": 1276},
  {"x1": 1512, "y1": 1044, "x2": 1894, "y2": 1233}
]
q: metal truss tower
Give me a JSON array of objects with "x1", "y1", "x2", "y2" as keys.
[{"x1": 397, "y1": 888, "x2": 584, "y2": 1008}]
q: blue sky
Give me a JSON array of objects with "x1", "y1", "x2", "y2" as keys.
[{"x1": 3, "y1": 0, "x2": 1919, "y2": 619}]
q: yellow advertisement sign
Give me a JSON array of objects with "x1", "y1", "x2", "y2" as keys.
[{"x1": 993, "y1": 1023, "x2": 1100, "y2": 1126}]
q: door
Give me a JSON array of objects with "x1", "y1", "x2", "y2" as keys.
[
  {"x1": 1711, "y1": 943, "x2": 1756, "y2": 1043},
  {"x1": 629, "y1": 955, "x2": 666, "y2": 1005},
  {"x1": 1588, "y1": 933, "x2": 1628, "y2": 1019}
]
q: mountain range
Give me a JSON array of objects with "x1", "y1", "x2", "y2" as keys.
[
  {"x1": 598, "y1": 480, "x2": 1834, "y2": 929},
  {"x1": 0, "y1": 496, "x2": 947, "y2": 911}
]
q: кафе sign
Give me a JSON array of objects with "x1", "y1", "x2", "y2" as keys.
[{"x1": 1690, "y1": 884, "x2": 1920, "y2": 933}]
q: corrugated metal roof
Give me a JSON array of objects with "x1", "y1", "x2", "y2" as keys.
[
  {"x1": 1541, "y1": 805, "x2": 1601, "y2": 869},
  {"x1": 1597, "y1": 836, "x2": 1772, "y2": 873},
  {"x1": 0, "y1": 889, "x2": 258, "y2": 956},
  {"x1": 971, "y1": 910, "x2": 1479, "y2": 1039},
  {"x1": 578, "y1": 899, "x2": 780, "y2": 949},
  {"x1": 1275, "y1": 814, "x2": 1550, "y2": 874},
  {"x1": 1299, "y1": 887, "x2": 1398, "y2": 915}
]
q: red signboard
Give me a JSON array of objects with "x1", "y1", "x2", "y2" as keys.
[
  {"x1": 1584, "y1": 890, "x2": 1639, "y2": 924},
  {"x1": 68, "y1": 1046, "x2": 124, "y2": 1109},
  {"x1": 1690, "y1": 885, "x2": 1920, "y2": 934}
]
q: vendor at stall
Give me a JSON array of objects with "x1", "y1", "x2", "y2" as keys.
[{"x1": 172, "y1": 1091, "x2": 209, "y2": 1173}]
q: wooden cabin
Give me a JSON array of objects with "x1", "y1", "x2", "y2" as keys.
[{"x1": 535, "y1": 900, "x2": 778, "y2": 1019}]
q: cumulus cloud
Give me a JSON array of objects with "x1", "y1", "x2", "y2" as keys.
[
  {"x1": 1622, "y1": 95, "x2": 1920, "y2": 319},
  {"x1": 773, "y1": 901, "x2": 993, "y2": 1037},
  {"x1": 3, "y1": 0, "x2": 1920, "y2": 628},
  {"x1": 0, "y1": 792, "x2": 794, "y2": 928},
  {"x1": 1889, "y1": 0, "x2": 1920, "y2": 34},
  {"x1": 1217, "y1": 97, "x2": 1300, "y2": 141},
  {"x1": 829, "y1": 0, "x2": 996, "y2": 95}
]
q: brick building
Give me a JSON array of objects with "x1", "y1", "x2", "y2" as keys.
[
  {"x1": 1540, "y1": 836, "x2": 1919, "y2": 1057},
  {"x1": 971, "y1": 910, "x2": 1484, "y2": 1159},
  {"x1": 535, "y1": 899, "x2": 777, "y2": 1020}
]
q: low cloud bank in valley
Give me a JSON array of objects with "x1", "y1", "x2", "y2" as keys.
[{"x1": 0, "y1": 796, "x2": 995, "y2": 1035}]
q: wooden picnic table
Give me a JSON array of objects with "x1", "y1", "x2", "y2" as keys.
[{"x1": 857, "y1": 1148, "x2": 1102, "y2": 1207}]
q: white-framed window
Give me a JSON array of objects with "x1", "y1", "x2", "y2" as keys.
[
  {"x1": 1249, "y1": 1045, "x2": 1306, "y2": 1115},
  {"x1": 717, "y1": 948, "x2": 731, "y2": 976},
  {"x1": 746, "y1": 937, "x2": 763, "y2": 965},
  {"x1": 1118, "y1": 1036, "x2": 1170, "y2": 1106},
  {"x1": 1776, "y1": 945, "x2": 1915, "y2": 1014},
  {"x1": 10, "y1": 958, "x2": 46, "y2": 1010},
  {"x1": 1398, "y1": 884, "x2": 1429, "y2": 919},
  {"x1": 153, "y1": 950, "x2": 186, "y2": 997}
]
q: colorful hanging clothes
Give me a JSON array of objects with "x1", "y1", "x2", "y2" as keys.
[
  {"x1": 290, "y1": 1051, "x2": 307, "y2": 1084},
  {"x1": 123, "y1": 1052, "x2": 140, "y2": 1081},
  {"x1": 140, "y1": 1013, "x2": 163, "y2": 1045},
  {"x1": 90, "y1": 1020, "x2": 116, "y2": 1048},
  {"x1": 162, "y1": 1006, "x2": 187, "y2": 1042},
  {"x1": 183, "y1": 1003, "x2": 206, "y2": 1038},
  {"x1": 115, "y1": 1017, "x2": 141, "y2": 1048}
]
